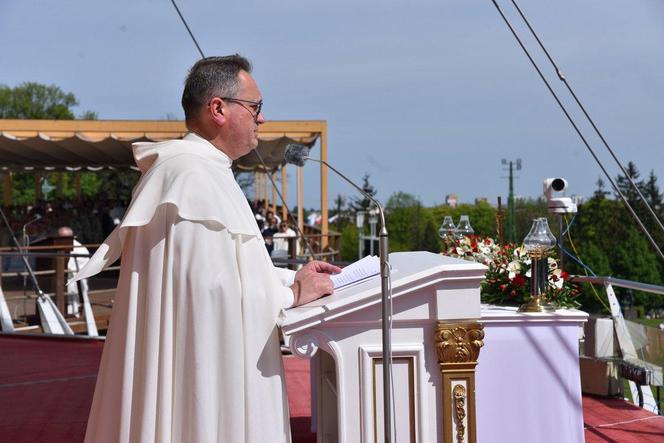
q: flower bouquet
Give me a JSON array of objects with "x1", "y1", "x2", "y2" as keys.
[{"x1": 442, "y1": 235, "x2": 580, "y2": 308}]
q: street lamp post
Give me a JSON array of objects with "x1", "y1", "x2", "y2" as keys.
[{"x1": 356, "y1": 210, "x2": 365, "y2": 260}]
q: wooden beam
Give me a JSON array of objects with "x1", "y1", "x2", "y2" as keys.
[
  {"x1": 297, "y1": 166, "x2": 304, "y2": 255},
  {"x1": 263, "y1": 172, "x2": 269, "y2": 211},
  {"x1": 271, "y1": 172, "x2": 277, "y2": 214},
  {"x1": 0, "y1": 119, "x2": 326, "y2": 138},
  {"x1": 320, "y1": 124, "x2": 329, "y2": 252},
  {"x1": 281, "y1": 165, "x2": 288, "y2": 222}
]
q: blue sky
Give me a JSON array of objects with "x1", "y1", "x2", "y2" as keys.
[{"x1": 2, "y1": 0, "x2": 663, "y2": 209}]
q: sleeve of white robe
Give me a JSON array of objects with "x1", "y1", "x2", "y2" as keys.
[{"x1": 272, "y1": 267, "x2": 296, "y2": 288}]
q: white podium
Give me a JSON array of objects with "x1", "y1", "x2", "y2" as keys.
[
  {"x1": 281, "y1": 252, "x2": 588, "y2": 443},
  {"x1": 281, "y1": 252, "x2": 487, "y2": 443}
]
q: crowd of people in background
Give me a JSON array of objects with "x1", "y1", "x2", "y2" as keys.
[
  {"x1": 0, "y1": 198, "x2": 302, "y2": 264},
  {"x1": 248, "y1": 202, "x2": 299, "y2": 257},
  {"x1": 0, "y1": 198, "x2": 129, "y2": 248}
]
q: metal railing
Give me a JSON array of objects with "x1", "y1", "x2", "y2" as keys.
[{"x1": 574, "y1": 275, "x2": 663, "y2": 414}]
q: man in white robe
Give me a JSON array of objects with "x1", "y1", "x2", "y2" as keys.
[{"x1": 74, "y1": 55, "x2": 340, "y2": 443}]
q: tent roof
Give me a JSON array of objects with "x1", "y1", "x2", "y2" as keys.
[{"x1": 0, "y1": 119, "x2": 323, "y2": 171}]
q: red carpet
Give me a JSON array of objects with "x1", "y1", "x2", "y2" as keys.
[
  {"x1": 1, "y1": 334, "x2": 662, "y2": 442},
  {"x1": 583, "y1": 394, "x2": 664, "y2": 442}
]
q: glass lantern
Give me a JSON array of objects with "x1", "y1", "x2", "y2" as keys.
[
  {"x1": 438, "y1": 216, "x2": 456, "y2": 239},
  {"x1": 455, "y1": 215, "x2": 475, "y2": 238}
]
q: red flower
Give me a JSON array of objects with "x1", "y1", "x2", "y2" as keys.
[
  {"x1": 561, "y1": 271, "x2": 569, "y2": 280},
  {"x1": 513, "y1": 274, "x2": 526, "y2": 287}
]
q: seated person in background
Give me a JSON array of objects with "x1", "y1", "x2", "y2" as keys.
[
  {"x1": 265, "y1": 210, "x2": 280, "y2": 230},
  {"x1": 271, "y1": 221, "x2": 298, "y2": 258},
  {"x1": 58, "y1": 226, "x2": 90, "y2": 317},
  {"x1": 259, "y1": 219, "x2": 278, "y2": 255}
]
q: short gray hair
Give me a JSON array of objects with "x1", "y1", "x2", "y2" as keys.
[{"x1": 181, "y1": 54, "x2": 252, "y2": 122}]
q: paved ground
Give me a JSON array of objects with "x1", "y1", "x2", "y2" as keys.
[{"x1": 1, "y1": 334, "x2": 663, "y2": 442}]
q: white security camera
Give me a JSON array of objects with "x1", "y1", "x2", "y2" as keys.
[{"x1": 543, "y1": 178, "x2": 577, "y2": 214}]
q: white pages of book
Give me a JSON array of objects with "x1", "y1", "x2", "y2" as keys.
[{"x1": 331, "y1": 255, "x2": 380, "y2": 289}]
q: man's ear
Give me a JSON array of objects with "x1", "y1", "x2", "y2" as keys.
[{"x1": 209, "y1": 97, "x2": 228, "y2": 125}]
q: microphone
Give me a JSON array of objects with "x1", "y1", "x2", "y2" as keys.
[
  {"x1": 285, "y1": 143, "x2": 395, "y2": 442},
  {"x1": 284, "y1": 143, "x2": 311, "y2": 167}
]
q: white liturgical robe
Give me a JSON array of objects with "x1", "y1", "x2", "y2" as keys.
[{"x1": 75, "y1": 133, "x2": 295, "y2": 443}]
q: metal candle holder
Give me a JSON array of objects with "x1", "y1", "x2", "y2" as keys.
[{"x1": 518, "y1": 218, "x2": 557, "y2": 313}]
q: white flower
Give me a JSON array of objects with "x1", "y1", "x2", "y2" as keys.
[
  {"x1": 513, "y1": 246, "x2": 527, "y2": 259},
  {"x1": 507, "y1": 260, "x2": 521, "y2": 279},
  {"x1": 549, "y1": 269, "x2": 564, "y2": 289}
]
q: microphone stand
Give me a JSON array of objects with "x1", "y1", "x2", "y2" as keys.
[{"x1": 305, "y1": 157, "x2": 394, "y2": 442}]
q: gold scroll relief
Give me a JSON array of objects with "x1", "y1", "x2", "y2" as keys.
[
  {"x1": 435, "y1": 322, "x2": 484, "y2": 443},
  {"x1": 453, "y1": 384, "x2": 466, "y2": 443}
]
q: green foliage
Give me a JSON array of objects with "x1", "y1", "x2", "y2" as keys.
[
  {"x1": 0, "y1": 82, "x2": 78, "y2": 119},
  {"x1": 340, "y1": 224, "x2": 359, "y2": 261},
  {"x1": 0, "y1": 81, "x2": 142, "y2": 204},
  {"x1": 564, "y1": 164, "x2": 664, "y2": 313},
  {"x1": 385, "y1": 192, "x2": 440, "y2": 253},
  {"x1": 94, "y1": 170, "x2": 140, "y2": 200}
]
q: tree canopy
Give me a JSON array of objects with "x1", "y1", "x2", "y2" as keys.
[{"x1": 0, "y1": 82, "x2": 78, "y2": 119}]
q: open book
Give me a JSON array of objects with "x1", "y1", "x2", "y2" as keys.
[{"x1": 331, "y1": 255, "x2": 380, "y2": 290}]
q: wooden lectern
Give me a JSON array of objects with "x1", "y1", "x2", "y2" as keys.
[{"x1": 281, "y1": 252, "x2": 487, "y2": 443}]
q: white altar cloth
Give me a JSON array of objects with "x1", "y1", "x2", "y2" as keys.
[{"x1": 476, "y1": 306, "x2": 588, "y2": 443}]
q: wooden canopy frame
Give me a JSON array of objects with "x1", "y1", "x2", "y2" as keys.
[{"x1": 0, "y1": 119, "x2": 329, "y2": 248}]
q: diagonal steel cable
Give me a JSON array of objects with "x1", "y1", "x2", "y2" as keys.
[
  {"x1": 170, "y1": 0, "x2": 205, "y2": 58},
  {"x1": 488, "y1": 0, "x2": 664, "y2": 262},
  {"x1": 509, "y1": 0, "x2": 664, "y2": 236}
]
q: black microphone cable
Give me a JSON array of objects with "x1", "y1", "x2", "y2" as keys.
[
  {"x1": 508, "y1": 0, "x2": 664, "y2": 237},
  {"x1": 488, "y1": 0, "x2": 664, "y2": 263}
]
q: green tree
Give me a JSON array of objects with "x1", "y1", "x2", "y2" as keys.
[
  {"x1": 340, "y1": 224, "x2": 359, "y2": 261},
  {"x1": 0, "y1": 82, "x2": 78, "y2": 119},
  {"x1": 643, "y1": 170, "x2": 663, "y2": 213},
  {"x1": 615, "y1": 161, "x2": 644, "y2": 206},
  {"x1": 350, "y1": 173, "x2": 377, "y2": 211},
  {"x1": 386, "y1": 192, "x2": 440, "y2": 253},
  {"x1": 592, "y1": 177, "x2": 609, "y2": 200},
  {"x1": 1, "y1": 82, "x2": 141, "y2": 205}
]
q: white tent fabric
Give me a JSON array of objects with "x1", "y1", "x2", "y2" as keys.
[{"x1": 0, "y1": 128, "x2": 317, "y2": 171}]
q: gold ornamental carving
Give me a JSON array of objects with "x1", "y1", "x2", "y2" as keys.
[
  {"x1": 453, "y1": 384, "x2": 466, "y2": 443},
  {"x1": 435, "y1": 322, "x2": 484, "y2": 365},
  {"x1": 435, "y1": 321, "x2": 483, "y2": 443}
]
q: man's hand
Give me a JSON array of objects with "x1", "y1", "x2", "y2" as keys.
[
  {"x1": 290, "y1": 260, "x2": 342, "y2": 307},
  {"x1": 295, "y1": 260, "x2": 342, "y2": 281}
]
